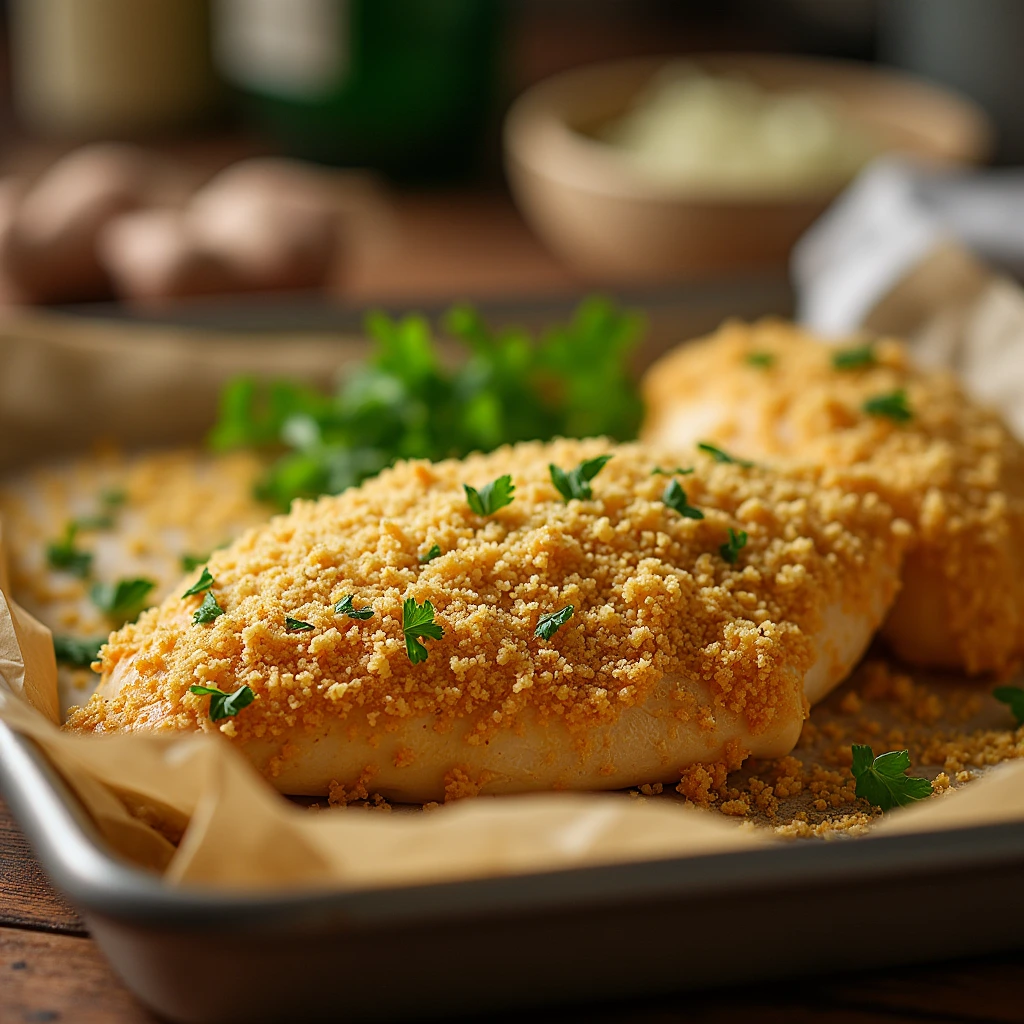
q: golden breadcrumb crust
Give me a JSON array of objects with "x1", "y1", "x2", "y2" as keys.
[
  {"x1": 642, "y1": 319, "x2": 1024, "y2": 675},
  {"x1": 65, "y1": 438, "x2": 905, "y2": 764}
]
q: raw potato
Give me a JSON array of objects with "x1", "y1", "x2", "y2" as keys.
[
  {"x1": 99, "y1": 208, "x2": 245, "y2": 304},
  {"x1": 0, "y1": 144, "x2": 156, "y2": 303}
]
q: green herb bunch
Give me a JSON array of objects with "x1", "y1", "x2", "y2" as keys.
[{"x1": 208, "y1": 299, "x2": 644, "y2": 508}]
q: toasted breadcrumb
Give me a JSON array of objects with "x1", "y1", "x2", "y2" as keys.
[{"x1": 642, "y1": 319, "x2": 1024, "y2": 675}]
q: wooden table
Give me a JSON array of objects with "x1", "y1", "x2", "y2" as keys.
[{"x1": 2, "y1": 189, "x2": 1022, "y2": 1022}]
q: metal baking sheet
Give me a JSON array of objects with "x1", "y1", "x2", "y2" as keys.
[{"x1": 3, "y1": 721, "x2": 1024, "y2": 1023}]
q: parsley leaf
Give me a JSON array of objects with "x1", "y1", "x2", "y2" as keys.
[
  {"x1": 208, "y1": 300, "x2": 643, "y2": 509},
  {"x1": 464, "y1": 475, "x2": 515, "y2": 516},
  {"x1": 334, "y1": 595, "x2": 374, "y2": 620},
  {"x1": 832, "y1": 344, "x2": 876, "y2": 371},
  {"x1": 101, "y1": 488, "x2": 127, "y2": 507},
  {"x1": 851, "y1": 745, "x2": 932, "y2": 811},
  {"x1": 419, "y1": 544, "x2": 442, "y2": 564},
  {"x1": 90, "y1": 578, "x2": 156, "y2": 625},
  {"x1": 73, "y1": 514, "x2": 114, "y2": 531},
  {"x1": 697, "y1": 442, "x2": 754, "y2": 468},
  {"x1": 863, "y1": 389, "x2": 912, "y2": 423},
  {"x1": 285, "y1": 616, "x2": 315, "y2": 633},
  {"x1": 192, "y1": 591, "x2": 224, "y2": 625},
  {"x1": 535, "y1": 605, "x2": 574, "y2": 641},
  {"x1": 662, "y1": 479, "x2": 704, "y2": 520},
  {"x1": 719, "y1": 528, "x2": 748, "y2": 565},
  {"x1": 189, "y1": 683, "x2": 255, "y2": 721},
  {"x1": 182, "y1": 568, "x2": 214, "y2": 598},
  {"x1": 746, "y1": 351, "x2": 775, "y2": 368},
  {"x1": 651, "y1": 466, "x2": 694, "y2": 477},
  {"x1": 180, "y1": 553, "x2": 210, "y2": 573},
  {"x1": 403, "y1": 597, "x2": 444, "y2": 664},
  {"x1": 994, "y1": 685, "x2": 1024, "y2": 726},
  {"x1": 46, "y1": 523, "x2": 92, "y2": 578},
  {"x1": 549, "y1": 454, "x2": 612, "y2": 502},
  {"x1": 53, "y1": 635, "x2": 105, "y2": 668}
]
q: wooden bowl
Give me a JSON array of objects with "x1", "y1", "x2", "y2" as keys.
[{"x1": 503, "y1": 54, "x2": 992, "y2": 280}]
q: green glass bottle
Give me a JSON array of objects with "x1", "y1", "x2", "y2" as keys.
[{"x1": 215, "y1": 0, "x2": 502, "y2": 180}]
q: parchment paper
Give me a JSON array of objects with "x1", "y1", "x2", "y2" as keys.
[{"x1": 2, "y1": 295, "x2": 1024, "y2": 893}]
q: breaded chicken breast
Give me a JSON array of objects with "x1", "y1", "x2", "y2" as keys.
[
  {"x1": 65, "y1": 438, "x2": 906, "y2": 801},
  {"x1": 642, "y1": 320, "x2": 1024, "y2": 676}
]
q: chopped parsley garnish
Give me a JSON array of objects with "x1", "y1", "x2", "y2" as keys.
[
  {"x1": 53, "y1": 635, "x2": 105, "y2": 668},
  {"x1": 863, "y1": 389, "x2": 912, "y2": 423},
  {"x1": 188, "y1": 683, "x2": 255, "y2": 721},
  {"x1": 993, "y1": 685, "x2": 1024, "y2": 726},
  {"x1": 832, "y1": 344, "x2": 876, "y2": 371},
  {"x1": 651, "y1": 466, "x2": 694, "y2": 477},
  {"x1": 419, "y1": 544, "x2": 442, "y2": 564},
  {"x1": 402, "y1": 597, "x2": 444, "y2": 664},
  {"x1": 697, "y1": 442, "x2": 754, "y2": 468},
  {"x1": 746, "y1": 351, "x2": 775, "y2": 368},
  {"x1": 464, "y1": 475, "x2": 515, "y2": 516},
  {"x1": 285, "y1": 616, "x2": 315, "y2": 633},
  {"x1": 535, "y1": 605, "x2": 574, "y2": 641},
  {"x1": 207, "y1": 299, "x2": 643, "y2": 509},
  {"x1": 661, "y1": 479, "x2": 704, "y2": 520},
  {"x1": 46, "y1": 523, "x2": 92, "y2": 578},
  {"x1": 549, "y1": 454, "x2": 612, "y2": 502},
  {"x1": 851, "y1": 744, "x2": 932, "y2": 811},
  {"x1": 192, "y1": 591, "x2": 224, "y2": 625},
  {"x1": 334, "y1": 595, "x2": 374, "y2": 620},
  {"x1": 90, "y1": 577, "x2": 156, "y2": 624},
  {"x1": 719, "y1": 528, "x2": 748, "y2": 565},
  {"x1": 182, "y1": 568, "x2": 215, "y2": 598},
  {"x1": 180, "y1": 553, "x2": 210, "y2": 573}
]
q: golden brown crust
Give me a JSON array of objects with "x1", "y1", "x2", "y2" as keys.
[
  {"x1": 642, "y1": 319, "x2": 1024, "y2": 675},
  {"x1": 65, "y1": 438, "x2": 906, "y2": 793}
]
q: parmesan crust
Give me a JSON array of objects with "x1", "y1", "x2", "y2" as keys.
[
  {"x1": 642, "y1": 319, "x2": 1024, "y2": 676},
  {"x1": 65, "y1": 438, "x2": 906, "y2": 800}
]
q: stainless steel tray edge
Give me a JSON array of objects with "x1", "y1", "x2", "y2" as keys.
[{"x1": 3, "y1": 721, "x2": 1024, "y2": 1023}]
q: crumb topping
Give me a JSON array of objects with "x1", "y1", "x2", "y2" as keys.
[
  {"x1": 65, "y1": 438, "x2": 903, "y2": 749},
  {"x1": 642, "y1": 319, "x2": 1024, "y2": 674}
]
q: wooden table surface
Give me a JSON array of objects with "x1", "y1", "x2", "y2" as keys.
[{"x1": 2, "y1": 189, "x2": 1022, "y2": 1023}]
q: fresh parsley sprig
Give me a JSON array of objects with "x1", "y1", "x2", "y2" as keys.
[
  {"x1": 192, "y1": 591, "x2": 224, "y2": 626},
  {"x1": 53, "y1": 635, "x2": 106, "y2": 668},
  {"x1": 189, "y1": 683, "x2": 255, "y2": 721},
  {"x1": 403, "y1": 598, "x2": 444, "y2": 664},
  {"x1": 994, "y1": 685, "x2": 1024, "y2": 726},
  {"x1": 464, "y1": 475, "x2": 515, "y2": 516},
  {"x1": 207, "y1": 299, "x2": 643, "y2": 509},
  {"x1": 285, "y1": 616, "x2": 315, "y2": 633},
  {"x1": 335, "y1": 595, "x2": 374, "y2": 620},
  {"x1": 851, "y1": 744, "x2": 932, "y2": 811},
  {"x1": 746, "y1": 351, "x2": 775, "y2": 369},
  {"x1": 662, "y1": 479, "x2": 704, "y2": 520},
  {"x1": 46, "y1": 523, "x2": 92, "y2": 578},
  {"x1": 651, "y1": 466, "x2": 694, "y2": 477},
  {"x1": 535, "y1": 605, "x2": 574, "y2": 641},
  {"x1": 698, "y1": 442, "x2": 754, "y2": 468},
  {"x1": 90, "y1": 577, "x2": 156, "y2": 625},
  {"x1": 719, "y1": 528, "x2": 748, "y2": 565},
  {"x1": 549, "y1": 454, "x2": 612, "y2": 502},
  {"x1": 863, "y1": 390, "x2": 912, "y2": 423},
  {"x1": 832, "y1": 344, "x2": 876, "y2": 371}
]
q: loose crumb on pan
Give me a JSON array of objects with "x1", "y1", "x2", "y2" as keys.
[{"x1": 65, "y1": 439, "x2": 905, "y2": 774}]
